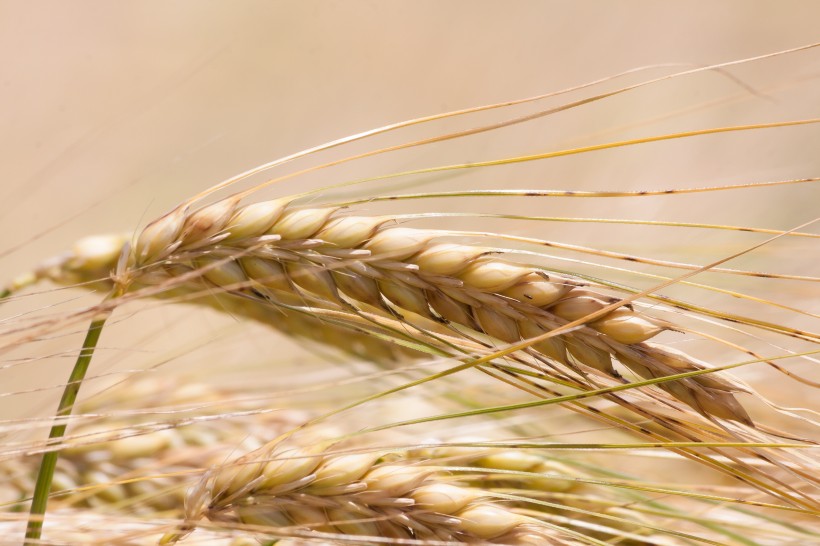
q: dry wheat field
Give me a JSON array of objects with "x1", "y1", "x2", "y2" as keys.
[{"x1": 0, "y1": 4, "x2": 818, "y2": 546}]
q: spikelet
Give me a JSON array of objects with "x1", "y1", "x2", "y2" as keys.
[
  {"x1": 223, "y1": 199, "x2": 288, "y2": 241},
  {"x1": 136, "y1": 207, "x2": 189, "y2": 264}
]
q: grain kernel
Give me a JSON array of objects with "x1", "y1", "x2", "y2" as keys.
[
  {"x1": 457, "y1": 504, "x2": 522, "y2": 538},
  {"x1": 412, "y1": 243, "x2": 486, "y2": 275},
  {"x1": 411, "y1": 483, "x2": 480, "y2": 514},
  {"x1": 224, "y1": 199, "x2": 287, "y2": 241},
  {"x1": 317, "y1": 215, "x2": 386, "y2": 247},
  {"x1": 272, "y1": 207, "x2": 337, "y2": 239},
  {"x1": 459, "y1": 260, "x2": 530, "y2": 292},
  {"x1": 592, "y1": 313, "x2": 663, "y2": 344},
  {"x1": 364, "y1": 228, "x2": 435, "y2": 260}
]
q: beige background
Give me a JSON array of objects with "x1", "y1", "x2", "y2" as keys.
[{"x1": 0, "y1": 2, "x2": 818, "y2": 428}]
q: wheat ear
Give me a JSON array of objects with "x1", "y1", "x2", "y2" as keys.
[
  {"x1": 169, "y1": 436, "x2": 592, "y2": 546},
  {"x1": 1, "y1": 376, "x2": 308, "y2": 516},
  {"x1": 21, "y1": 199, "x2": 753, "y2": 426}
]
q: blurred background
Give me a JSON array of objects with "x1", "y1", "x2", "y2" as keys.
[{"x1": 0, "y1": 1, "x2": 818, "y2": 430}]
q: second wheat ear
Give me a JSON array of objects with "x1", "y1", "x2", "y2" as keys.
[{"x1": 166, "y1": 441, "x2": 589, "y2": 545}]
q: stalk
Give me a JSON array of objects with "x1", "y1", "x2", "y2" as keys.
[{"x1": 24, "y1": 312, "x2": 109, "y2": 544}]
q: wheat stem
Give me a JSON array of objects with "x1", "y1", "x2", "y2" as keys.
[{"x1": 24, "y1": 311, "x2": 109, "y2": 543}]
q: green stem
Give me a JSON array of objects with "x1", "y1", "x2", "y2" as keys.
[{"x1": 24, "y1": 314, "x2": 109, "y2": 544}]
